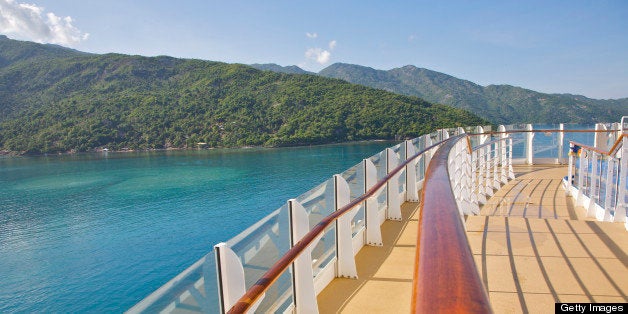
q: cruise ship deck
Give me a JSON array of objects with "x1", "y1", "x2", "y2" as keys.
[
  {"x1": 317, "y1": 165, "x2": 628, "y2": 313},
  {"x1": 129, "y1": 123, "x2": 627, "y2": 314}
]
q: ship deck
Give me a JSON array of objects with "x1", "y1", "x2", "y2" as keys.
[{"x1": 317, "y1": 165, "x2": 628, "y2": 313}]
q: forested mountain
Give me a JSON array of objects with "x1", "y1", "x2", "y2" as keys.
[
  {"x1": 250, "y1": 63, "x2": 314, "y2": 75},
  {"x1": 0, "y1": 36, "x2": 485, "y2": 155},
  {"x1": 319, "y1": 63, "x2": 628, "y2": 124}
]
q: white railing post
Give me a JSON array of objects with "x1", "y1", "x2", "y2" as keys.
[
  {"x1": 558, "y1": 123, "x2": 565, "y2": 164},
  {"x1": 587, "y1": 153, "x2": 599, "y2": 217},
  {"x1": 473, "y1": 146, "x2": 487, "y2": 205},
  {"x1": 526, "y1": 124, "x2": 534, "y2": 165},
  {"x1": 451, "y1": 142, "x2": 463, "y2": 215},
  {"x1": 425, "y1": 135, "x2": 433, "y2": 168},
  {"x1": 334, "y1": 175, "x2": 358, "y2": 279},
  {"x1": 484, "y1": 145, "x2": 494, "y2": 197},
  {"x1": 603, "y1": 159, "x2": 614, "y2": 222},
  {"x1": 386, "y1": 148, "x2": 402, "y2": 220},
  {"x1": 594, "y1": 123, "x2": 607, "y2": 151},
  {"x1": 614, "y1": 136, "x2": 627, "y2": 223},
  {"x1": 405, "y1": 140, "x2": 419, "y2": 202},
  {"x1": 478, "y1": 126, "x2": 489, "y2": 145},
  {"x1": 288, "y1": 200, "x2": 319, "y2": 314},
  {"x1": 464, "y1": 141, "x2": 479, "y2": 215},
  {"x1": 508, "y1": 138, "x2": 515, "y2": 180},
  {"x1": 566, "y1": 144, "x2": 573, "y2": 196},
  {"x1": 215, "y1": 243, "x2": 262, "y2": 314},
  {"x1": 363, "y1": 159, "x2": 383, "y2": 246},
  {"x1": 576, "y1": 149, "x2": 587, "y2": 206},
  {"x1": 492, "y1": 142, "x2": 500, "y2": 189},
  {"x1": 498, "y1": 126, "x2": 508, "y2": 184},
  {"x1": 478, "y1": 154, "x2": 488, "y2": 204}
]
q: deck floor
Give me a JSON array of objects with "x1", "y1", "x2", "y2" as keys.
[
  {"x1": 317, "y1": 165, "x2": 628, "y2": 313},
  {"x1": 317, "y1": 201, "x2": 420, "y2": 313},
  {"x1": 468, "y1": 165, "x2": 628, "y2": 313}
]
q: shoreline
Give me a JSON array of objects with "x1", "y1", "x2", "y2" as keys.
[{"x1": 0, "y1": 139, "x2": 398, "y2": 158}]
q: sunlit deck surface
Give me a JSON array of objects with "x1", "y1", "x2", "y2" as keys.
[{"x1": 317, "y1": 165, "x2": 628, "y2": 313}]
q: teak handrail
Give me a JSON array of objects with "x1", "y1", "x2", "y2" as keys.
[
  {"x1": 472, "y1": 128, "x2": 612, "y2": 136},
  {"x1": 227, "y1": 138, "x2": 444, "y2": 313},
  {"x1": 570, "y1": 134, "x2": 626, "y2": 157},
  {"x1": 412, "y1": 135, "x2": 492, "y2": 313}
]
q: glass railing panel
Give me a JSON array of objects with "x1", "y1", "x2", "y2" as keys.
[
  {"x1": 397, "y1": 142, "x2": 406, "y2": 161},
  {"x1": 468, "y1": 134, "x2": 481, "y2": 148},
  {"x1": 608, "y1": 159, "x2": 619, "y2": 209},
  {"x1": 296, "y1": 178, "x2": 334, "y2": 234},
  {"x1": 562, "y1": 124, "x2": 595, "y2": 157},
  {"x1": 294, "y1": 178, "x2": 336, "y2": 280},
  {"x1": 416, "y1": 155, "x2": 425, "y2": 183},
  {"x1": 573, "y1": 157, "x2": 581, "y2": 190},
  {"x1": 533, "y1": 124, "x2": 560, "y2": 158},
  {"x1": 351, "y1": 203, "x2": 366, "y2": 236},
  {"x1": 429, "y1": 131, "x2": 440, "y2": 143},
  {"x1": 128, "y1": 252, "x2": 219, "y2": 313},
  {"x1": 463, "y1": 126, "x2": 476, "y2": 134},
  {"x1": 226, "y1": 205, "x2": 290, "y2": 295},
  {"x1": 582, "y1": 157, "x2": 592, "y2": 197},
  {"x1": 504, "y1": 124, "x2": 527, "y2": 159},
  {"x1": 596, "y1": 158, "x2": 604, "y2": 207},
  {"x1": 368, "y1": 150, "x2": 388, "y2": 181},
  {"x1": 377, "y1": 184, "x2": 387, "y2": 214},
  {"x1": 311, "y1": 224, "x2": 336, "y2": 279},
  {"x1": 341, "y1": 163, "x2": 366, "y2": 236},
  {"x1": 411, "y1": 135, "x2": 425, "y2": 155},
  {"x1": 595, "y1": 157, "x2": 604, "y2": 203},
  {"x1": 255, "y1": 267, "x2": 294, "y2": 313},
  {"x1": 398, "y1": 168, "x2": 406, "y2": 194},
  {"x1": 341, "y1": 162, "x2": 364, "y2": 201}
]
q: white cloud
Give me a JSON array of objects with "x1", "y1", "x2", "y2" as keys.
[
  {"x1": 0, "y1": 0, "x2": 88, "y2": 46},
  {"x1": 306, "y1": 32, "x2": 317, "y2": 39},
  {"x1": 328, "y1": 40, "x2": 336, "y2": 50},
  {"x1": 305, "y1": 47, "x2": 330, "y2": 64}
]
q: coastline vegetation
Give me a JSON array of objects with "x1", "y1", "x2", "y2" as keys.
[{"x1": 0, "y1": 36, "x2": 487, "y2": 155}]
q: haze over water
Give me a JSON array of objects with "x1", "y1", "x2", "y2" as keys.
[{"x1": 0, "y1": 142, "x2": 393, "y2": 313}]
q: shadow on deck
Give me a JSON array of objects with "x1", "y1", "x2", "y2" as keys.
[{"x1": 317, "y1": 165, "x2": 628, "y2": 313}]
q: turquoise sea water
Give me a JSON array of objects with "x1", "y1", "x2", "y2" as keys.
[{"x1": 0, "y1": 142, "x2": 394, "y2": 313}]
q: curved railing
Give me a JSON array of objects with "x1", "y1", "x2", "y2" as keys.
[
  {"x1": 227, "y1": 139, "x2": 443, "y2": 313},
  {"x1": 566, "y1": 132, "x2": 627, "y2": 223},
  {"x1": 129, "y1": 121, "x2": 627, "y2": 314},
  {"x1": 412, "y1": 135, "x2": 492, "y2": 313}
]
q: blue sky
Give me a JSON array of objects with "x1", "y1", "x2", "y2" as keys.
[{"x1": 1, "y1": 0, "x2": 627, "y2": 99}]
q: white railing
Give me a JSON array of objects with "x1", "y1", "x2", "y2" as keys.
[
  {"x1": 128, "y1": 122, "x2": 624, "y2": 314},
  {"x1": 565, "y1": 119, "x2": 627, "y2": 226}
]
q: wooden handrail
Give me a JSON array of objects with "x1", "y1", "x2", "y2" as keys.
[
  {"x1": 570, "y1": 134, "x2": 626, "y2": 156},
  {"x1": 470, "y1": 128, "x2": 612, "y2": 136},
  {"x1": 412, "y1": 134, "x2": 492, "y2": 313},
  {"x1": 227, "y1": 138, "x2": 444, "y2": 313}
]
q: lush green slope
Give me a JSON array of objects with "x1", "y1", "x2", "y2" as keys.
[
  {"x1": 0, "y1": 37, "x2": 486, "y2": 155},
  {"x1": 250, "y1": 63, "x2": 314, "y2": 75},
  {"x1": 319, "y1": 63, "x2": 628, "y2": 124}
]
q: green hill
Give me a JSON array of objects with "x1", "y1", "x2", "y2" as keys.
[
  {"x1": 250, "y1": 63, "x2": 314, "y2": 75},
  {"x1": 0, "y1": 36, "x2": 486, "y2": 155},
  {"x1": 318, "y1": 63, "x2": 628, "y2": 124}
]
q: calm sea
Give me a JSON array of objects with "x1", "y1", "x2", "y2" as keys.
[{"x1": 0, "y1": 142, "x2": 394, "y2": 313}]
